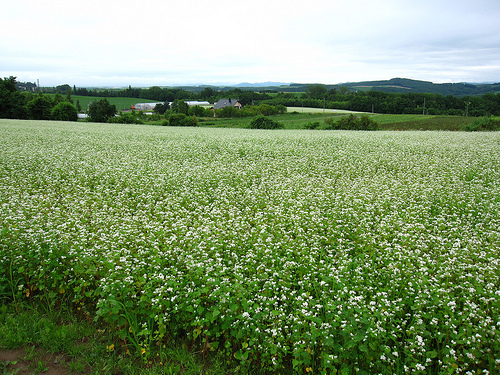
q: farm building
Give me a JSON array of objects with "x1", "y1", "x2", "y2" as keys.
[
  {"x1": 185, "y1": 101, "x2": 210, "y2": 106},
  {"x1": 132, "y1": 103, "x2": 161, "y2": 110},
  {"x1": 213, "y1": 98, "x2": 242, "y2": 110}
]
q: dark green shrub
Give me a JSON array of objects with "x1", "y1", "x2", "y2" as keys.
[
  {"x1": 188, "y1": 105, "x2": 209, "y2": 117},
  {"x1": 26, "y1": 95, "x2": 53, "y2": 120},
  {"x1": 358, "y1": 114, "x2": 380, "y2": 130},
  {"x1": 324, "y1": 116, "x2": 343, "y2": 130},
  {"x1": 250, "y1": 115, "x2": 283, "y2": 129},
  {"x1": 462, "y1": 116, "x2": 500, "y2": 131},
  {"x1": 108, "y1": 112, "x2": 144, "y2": 124},
  {"x1": 165, "y1": 113, "x2": 198, "y2": 127},
  {"x1": 304, "y1": 121, "x2": 320, "y2": 129},
  {"x1": 219, "y1": 105, "x2": 240, "y2": 118},
  {"x1": 325, "y1": 114, "x2": 379, "y2": 130},
  {"x1": 51, "y1": 102, "x2": 78, "y2": 121}
]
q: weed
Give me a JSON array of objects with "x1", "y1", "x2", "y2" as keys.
[{"x1": 0, "y1": 360, "x2": 19, "y2": 375}]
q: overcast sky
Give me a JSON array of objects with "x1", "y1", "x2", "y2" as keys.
[{"x1": 1, "y1": 0, "x2": 499, "y2": 87}]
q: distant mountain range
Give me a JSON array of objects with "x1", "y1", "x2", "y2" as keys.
[
  {"x1": 229, "y1": 78, "x2": 500, "y2": 96},
  {"x1": 233, "y1": 81, "x2": 291, "y2": 88}
]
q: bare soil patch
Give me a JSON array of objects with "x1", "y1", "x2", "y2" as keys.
[{"x1": 0, "y1": 346, "x2": 83, "y2": 375}]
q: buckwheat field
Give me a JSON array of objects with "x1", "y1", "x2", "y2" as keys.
[{"x1": 1, "y1": 119, "x2": 499, "y2": 374}]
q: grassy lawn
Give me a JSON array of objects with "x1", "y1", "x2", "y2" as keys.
[{"x1": 72, "y1": 96, "x2": 161, "y2": 111}]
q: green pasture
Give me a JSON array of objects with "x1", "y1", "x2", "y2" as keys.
[
  {"x1": 199, "y1": 111, "x2": 478, "y2": 131},
  {"x1": 287, "y1": 106, "x2": 364, "y2": 114},
  {"x1": 72, "y1": 95, "x2": 160, "y2": 111},
  {"x1": 67, "y1": 97, "x2": 479, "y2": 132}
]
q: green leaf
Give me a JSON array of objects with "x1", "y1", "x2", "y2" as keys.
[{"x1": 426, "y1": 350, "x2": 438, "y2": 358}]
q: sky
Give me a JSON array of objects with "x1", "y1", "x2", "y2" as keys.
[{"x1": 1, "y1": 0, "x2": 499, "y2": 87}]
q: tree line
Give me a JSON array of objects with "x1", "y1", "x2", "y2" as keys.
[
  {"x1": 262, "y1": 85, "x2": 500, "y2": 117},
  {"x1": 3, "y1": 77, "x2": 500, "y2": 121},
  {"x1": 0, "y1": 77, "x2": 78, "y2": 121},
  {"x1": 59, "y1": 82, "x2": 500, "y2": 116},
  {"x1": 70, "y1": 85, "x2": 273, "y2": 106}
]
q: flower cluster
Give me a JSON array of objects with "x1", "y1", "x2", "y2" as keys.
[{"x1": 1, "y1": 119, "x2": 499, "y2": 373}]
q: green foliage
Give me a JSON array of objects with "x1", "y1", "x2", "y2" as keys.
[
  {"x1": 26, "y1": 95, "x2": 53, "y2": 120},
  {"x1": 304, "y1": 121, "x2": 320, "y2": 129},
  {"x1": 261, "y1": 89, "x2": 500, "y2": 116},
  {"x1": 55, "y1": 84, "x2": 71, "y2": 94},
  {"x1": 87, "y1": 98, "x2": 117, "y2": 123},
  {"x1": 218, "y1": 105, "x2": 239, "y2": 118},
  {"x1": 325, "y1": 114, "x2": 379, "y2": 130},
  {"x1": 306, "y1": 84, "x2": 328, "y2": 99},
  {"x1": 51, "y1": 102, "x2": 78, "y2": 121},
  {"x1": 164, "y1": 113, "x2": 198, "y2": 127},
  {"x1": 249, "y1": 114, "x2": 283, "y2": 129},
  {"x1": 0, "y1": 76, "x2": 28, "y2": 119},
  {"x1": 214, "y1": 103, "x2": 286, "y2": 119},
  {"x1": 170, "y1": 100, "x2": 189, "y2": 115},
  {"x1": 200, "y1": 87, "x2": 216, "y2": 101},
  {"x1": 2, "y1": 120, "x2": 500, "y2": 373},
  {"x1": 461, "y1": 116, "x2": 500, "y2": 131},
  {"x1": 108, "y1": 111, "x2": 144, "y2": 124},
  {"x1": 188, "y1": 105, "x2": 209, "y2": 117},
  {"x1": 153, "y1": 102, "x2": 170, "y2": 115}
]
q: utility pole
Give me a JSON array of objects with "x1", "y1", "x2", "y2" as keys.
[
  {"x1": 423, "y1": 98, "x2": 426, "y2": 115},
  {"x1": 323, "y1": 97, "x2": 325, "y2": 114}
]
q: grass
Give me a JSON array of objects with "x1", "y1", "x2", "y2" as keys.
[
  {"x1": 0, "y1": 305, "x2": 232, "y2": 375},
  {"x1": 71, "y1": 96, "x2": 161, "y2": 111},
  {"x1": 68, "y1": 99, "x2": 479, "y2": 132},
  {"x1": 371, "y1": 114, "x2": 478, "y2": 131},
  {"x1": 286, "y1": 106, "x2": 364, "y2": 114},
  {"x1": 1, "y1": 119, "x2": 499, "y2": 374},
  {"x1": 197, "y1": 110, "x2": 479, "y2": 131}
]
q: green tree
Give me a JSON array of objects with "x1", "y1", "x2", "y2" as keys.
[
  {"x1": 0, "y1": 76, "x2": 28, "y2": 119},
  {"x1": 26, "y1": 94, "x2": 53, "y2": 120},
  {"x1": 87, "y1": 98, "x2": 117, "y2": 122},
  {"x1": 52, "y1": 93, "x2": 66, "y2": 106},
  {"x1": 188, "y1": 105, "x2": 208, "y2": 117},
  {"x1": 51, "y1": 102, "x2": 78, "y2": 121},
  {"x1": 56, "y1": 84, "x2": 71, "y2": 94},
  {"x1": 65, "y1": 87, "x2": 73, "y2": 103},
  {"x1": 170, "y1": 100, "x2": 189, "y2": 115},
  {"x1": 200, "y1": 87, "x2": 216, "y2": 100},
  {"x1": 153, "y1": 102, "x2": 170, "y2": 115},
  {"x1": 307, "y1": 84, "x2": 327, "y2": 99}
]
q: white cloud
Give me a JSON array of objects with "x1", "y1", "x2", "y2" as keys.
[{"x1": 1, "y1": 0, "x2": 499, "y2": 86}]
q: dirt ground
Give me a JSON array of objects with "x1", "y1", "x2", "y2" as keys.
[{"x1": 0, "y1": 346, "x2": 82, "y2": 375}]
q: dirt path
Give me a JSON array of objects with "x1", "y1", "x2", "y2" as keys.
[{"x1": 0, "y1": 346, "x2": 81, "y2": 375}]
